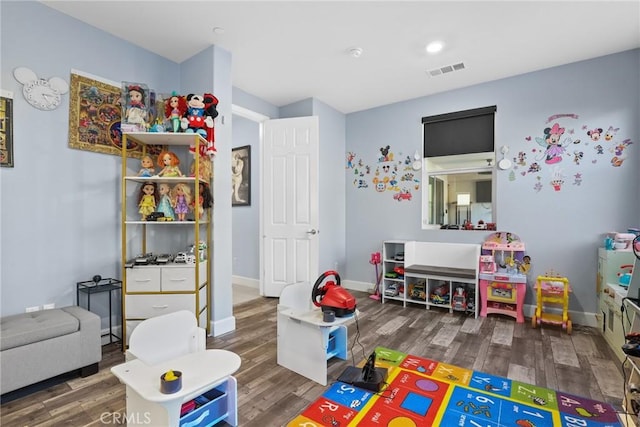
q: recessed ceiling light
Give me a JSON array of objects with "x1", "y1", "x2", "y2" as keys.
[
  {"x1": 213, "y1": 27, "x2": 225, "y2": 35},
  {"x1": 426, "y1": 41, "x2": 444, "y2": 54}
]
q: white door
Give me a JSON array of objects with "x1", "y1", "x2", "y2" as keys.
[{"x1": 261, "y1": 116, "x2": 320, "y2": 297}]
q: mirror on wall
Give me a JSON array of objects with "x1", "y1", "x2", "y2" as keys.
[{"x1": 425, "y1": 153, "x2": 495, "y2": 230}]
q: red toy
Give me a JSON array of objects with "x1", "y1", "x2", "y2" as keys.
[
  {"x1": 311, "y1": 271, "x2": 356, "y2": 317},
  {"x1": 203, "y1": 93, "x2": 219, "y2": 154}
]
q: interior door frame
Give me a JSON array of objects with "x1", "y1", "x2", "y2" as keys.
[{"x1": 231, "y1": 104, "x2": 270, "y2": 295}]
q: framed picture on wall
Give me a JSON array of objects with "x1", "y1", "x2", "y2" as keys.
[
  {"x1": 232, "y1": 145, "x2": 251, "y2": 206},
  {"x1": 0, "y1": 93, "x2": 14, "y2": 168}
]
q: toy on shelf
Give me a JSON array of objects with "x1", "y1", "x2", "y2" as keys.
[
  {"x1": 452, "y1": 286, "x2": 468, "y2": 312},
  {"x1": 156, "y1": 183, "x2": 175, "y2": 221},
  {"x1": 191, "y1": 182, "x2": 213, "y2": 220},
  {"x1": 137, "y1": 182, "x2": 159, "y2": 221},
  {"x1": 164, "y1": 92, "x2": 187, "y2": 133},
  {"x1": 156, "y1": 150, "x2": 183, "y2": 177},
  {"x1": 171, "y1": 183, "x2": 192, "y2": 221},
  {"x1": 121, "y1": 82, "x2": 150, "y2": 132},
  {"x1": 532, "y1": 272, "x2": 572, "y2": 334},
  {"x1": 137, "y1": 155, "x2": 156, "y2": 177},
  {"x1": 428, "y1": 282, "x2": 448, "y2": 304},
  {"x1": 618, "y1": 264, "x2": 634, "y2": 287},
  {"x1": 190, "y1": 154, "x2": 213, "y2": 182},
  {"x1": 478, "y1": 232, "x2": 528, "y2": 323}
]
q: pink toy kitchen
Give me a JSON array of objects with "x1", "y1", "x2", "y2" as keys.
[{"x1": 479, "y1": 232, "x2": 528, "y2": 323}]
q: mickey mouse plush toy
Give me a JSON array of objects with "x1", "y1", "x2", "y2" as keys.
[
  {"x1": 182, "y1": 93, "x2": 220, "y2": 158},
  {"x1": 181, "y1": 94, "x2": 212, "y2": 139}
]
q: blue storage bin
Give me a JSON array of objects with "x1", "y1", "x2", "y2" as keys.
[{"x1": 180, "y1": 387, "x2": 227, "y2": 427}]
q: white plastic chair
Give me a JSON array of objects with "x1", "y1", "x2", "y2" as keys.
[
  {"x1": 278, "y1": 281, "x2": 314, "y2": 313},
  {"x1": 126, "y1": 310, "x2": 206, "y2": 365}
]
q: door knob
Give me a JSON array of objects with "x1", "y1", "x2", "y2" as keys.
[{"x1": 306, "y1": 229, "x2": 318, "y2": 235}]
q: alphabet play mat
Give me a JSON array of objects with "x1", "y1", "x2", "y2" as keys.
[{"x1": 287, "y1": 346, "x2": 622, "y2": 427}]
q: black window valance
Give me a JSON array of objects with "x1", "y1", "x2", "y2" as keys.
[{"x1": 422, "y1": 106, "x2": 496, "y2": 158}]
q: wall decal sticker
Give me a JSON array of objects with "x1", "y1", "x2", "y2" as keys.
[
  {"x1": 550, "y1": 166, "x2": 565, "y2": 191},
  {"x1": 573, "y1": 173, "x2": 583, "y2": 186},
  {"x1": 346, "y1": 152, "x2": 356, "y2": 169},
  {"x1": 347, "y1": 144, "x2": 420, "y2": 200},
  {"x1": 512, "y1": 112, "x2": 634, "y2": 192}
]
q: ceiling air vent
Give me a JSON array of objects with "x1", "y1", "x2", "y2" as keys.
[{"x1": 427, "y1": 62, "x2": 465, "y2": 77}]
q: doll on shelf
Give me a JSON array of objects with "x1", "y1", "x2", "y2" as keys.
[
  {"x1": 190, "y1": 154, "x2": 213, "y2": 182},
  {"x1": 164, "y1": 92, "x2": 187, "y2": 133},
  {"x1": 156, "y1": 150, "x2": 183, "y2": 177},
  {"x1": 137, "y1": 155, "x2": 156, "y2": 177},
  {"x1": 156, "y1": 183, "x2": 176, "y2": 220},
  {"x1": 191, "y1": 182, "x2": 213, "y2": 219},
  {"x1": 171, "y1": 183, "x2": 192, "y2": 221},
  {"x1": 124, "y1": 84, "x2": 149, "y2": 129},
  {"x1": 137, "y1": 182, "x2": 159, "y2": 221}
]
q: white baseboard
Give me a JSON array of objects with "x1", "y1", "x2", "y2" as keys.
[
  {"x1": 211, "y1": 315, "x2": 236, "y2": 337},
  {"x1": 232, "y1": 275, "x2": 260, "y2": 289},
  {"x1": 342, "y1": 279, "x2": 375, "y2": 293}
]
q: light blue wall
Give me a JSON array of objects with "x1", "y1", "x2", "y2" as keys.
[
  {"x1": 345, "y1": 49, "x2": 640, "y2": 313},
  {"x1": 233, "y1": 87, "x2": 279, "y2": 119},
  {"x1": 0, "y1": 3, "x2": 235, "y2": 335},
  {"x1": 231, "y1": 116, "x2": 260, "y2": 280},
  {"x1": 0, "y1": 2, "x2": 178, "y2": 321}
]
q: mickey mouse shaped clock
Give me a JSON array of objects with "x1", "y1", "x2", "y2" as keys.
[{"x1": 13, "y1": 67, "x2": 69, "y2": 111}]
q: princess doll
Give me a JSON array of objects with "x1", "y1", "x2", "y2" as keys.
[
  {"x1": 156, "y1": 183, "x2": 175, "y2": 220},
  {"x1": 125, "y1": 84, "x2": 148, "y2": 127},
  {"x1": 189, "y1": 154, "x2": 213, "y2": 182},
  {"x1": 164, "y1": 93, "x2": 187, "y2": 133},
  {"x1": 137, "y1": 182, "x2": 159, "y2": 221},
  {"x1": 191, "y1": 182, "x2": 213, "y2": 219},
  {"x1": 171, "y1": 183, "x2": 192, "y2": 221},
  {"x1": 137, "y1": 155, "x2": 155, "y2": 177},
  {"x1": 157, "y1": 150, "x2": 183, "y2": 177}
]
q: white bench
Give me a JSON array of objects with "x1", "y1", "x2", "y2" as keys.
[{"x1": 403, "y1": 241, "x2": 481, "y2": 316}]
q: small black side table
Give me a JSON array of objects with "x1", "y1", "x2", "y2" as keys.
[{"x1": 77, "y1": 278, "x2": 122, "y2": 344}]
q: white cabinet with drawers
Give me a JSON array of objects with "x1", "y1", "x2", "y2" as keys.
[{"x1": 120, "y1": 133, "x2": 212, "y2": 348}]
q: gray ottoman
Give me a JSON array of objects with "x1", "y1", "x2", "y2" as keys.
[{"x1": 0, "y1": 306, "x2": 102, "y2": 395}]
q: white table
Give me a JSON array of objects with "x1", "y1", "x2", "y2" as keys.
[
  {"x1": 277, "y1": 307, "x2": 355, "y2": 386},
  {"x1": 111, "y1": 349, "x2": 241, "y2": 426}
]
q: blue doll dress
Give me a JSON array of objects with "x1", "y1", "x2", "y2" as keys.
[{"x1": 157, "y1": 194, "x2": 176, "y2": 220}]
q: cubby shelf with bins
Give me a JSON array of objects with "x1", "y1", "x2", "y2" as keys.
[
  {"x1": 382, "y1": 240, "x2": 478, "y2": 317},
  {"x1": 120, "y1": 132, "x2": 212, "y2": 350},
  {"x1": 381, "y1": 240, "x2": 478, "y2": 316}
]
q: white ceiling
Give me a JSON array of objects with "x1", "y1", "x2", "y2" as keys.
[{"x1": 41, "y1": 1, "x2": 640, "y2": 114}]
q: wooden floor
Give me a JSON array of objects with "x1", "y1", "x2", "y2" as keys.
[{"x1": 0, "y1": 291, "x2": 629, "y2": 426}]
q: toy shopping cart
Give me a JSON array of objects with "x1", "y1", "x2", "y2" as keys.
[{"x1": 532, "y1": 274, "x2": 572, "y2": 334}]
